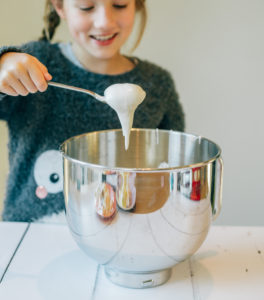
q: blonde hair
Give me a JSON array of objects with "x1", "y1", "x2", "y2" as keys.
[
  {"x1": 134, "y1": 0, "x2": 147, "y2": 51},
  {"x1": 40, "y1": 0, "x2": 147, "y2": 51}
]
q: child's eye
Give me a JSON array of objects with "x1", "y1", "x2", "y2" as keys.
[
  {"x1": 113, "y1": 4, "x2": 127, "y2": 9},
  {"x1": 79, "y1": 6, "x2": 94, "y2": 11}
]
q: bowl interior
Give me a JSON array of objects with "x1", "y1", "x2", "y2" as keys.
[{"x1": 61, "y1": 129, "x2": 220, "y2": 170}]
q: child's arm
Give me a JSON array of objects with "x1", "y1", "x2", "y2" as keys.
[{"x1": 0, "y1": 52, "x2": 52, "y2": 96}]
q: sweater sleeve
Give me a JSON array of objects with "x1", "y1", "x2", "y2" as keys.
[
  {"x1": 0, "y1": 45, "x2": 24, "y2": 121},
  {"x1": 158, "y1": 72, "x2": 185, "y2": 132},
  {"x1": 0, "y1": 45, "x2": 22, "y2": 58},
  {"x1": 0, "y1": 93, "x2": 20, "y2": 121}
]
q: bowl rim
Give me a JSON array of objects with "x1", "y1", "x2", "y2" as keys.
[{"x1": 59, "y1": 128, "x2": 222, "y2": 172}]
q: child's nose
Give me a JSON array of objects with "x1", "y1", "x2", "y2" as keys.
[{"x1": 93, "y1": 6, "x2": 115, "y2": 29}]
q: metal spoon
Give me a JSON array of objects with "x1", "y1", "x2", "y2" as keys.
[{"x1": 48, "y1": 81, "x2": 105, "y2": 102}]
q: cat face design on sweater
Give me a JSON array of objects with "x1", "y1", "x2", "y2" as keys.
[{"x1": 33, "y1": 150, "x2": 63, "y2": 199}]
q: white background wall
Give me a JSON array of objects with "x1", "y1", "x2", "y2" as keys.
[{"x1": 1, "y1": 0, "x2": 264, "y2": 225}]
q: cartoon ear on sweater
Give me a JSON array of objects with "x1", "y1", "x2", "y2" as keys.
[{"x1": 34, "y1": 150, "x2": 63, "y2": 199}]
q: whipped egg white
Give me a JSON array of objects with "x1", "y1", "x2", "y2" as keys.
[{"x1": 104, "y1": 83, "x2": 146, "y2": 150}]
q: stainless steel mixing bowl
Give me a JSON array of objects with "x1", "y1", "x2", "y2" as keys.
[{"x1": 60, "y1": 129, "x2": 223, "y2": 288}]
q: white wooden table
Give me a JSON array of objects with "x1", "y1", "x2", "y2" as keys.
[{"x1": 0, "y1": 222, "x2": 263, "y2": 300}]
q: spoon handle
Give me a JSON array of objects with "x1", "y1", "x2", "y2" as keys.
[{"x1": 48, "y1": 81, "x2": 105, "y2": 102}]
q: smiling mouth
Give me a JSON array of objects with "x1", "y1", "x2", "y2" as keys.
[{"x1": 90, "y1": 33, "x2": 118, "y2": 41}]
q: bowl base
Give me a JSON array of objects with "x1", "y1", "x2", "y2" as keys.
[{"x1": 104, "y1": 266, "x2": 172, "y2": 289}]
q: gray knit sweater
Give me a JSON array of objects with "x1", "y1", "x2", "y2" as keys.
[{"x1": 0, "y1": 41, "x2": 185, "y2": 222}]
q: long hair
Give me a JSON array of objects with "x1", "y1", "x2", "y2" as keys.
[
  {"x1": 134, "y1": 0, "x2": 147, "y2": 51},
  {"x1": 39, "y1": 1, "x2": 61, "y2": 41}
]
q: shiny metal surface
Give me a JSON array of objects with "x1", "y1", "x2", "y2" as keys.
[
  {"x1": 105, "y1": 266, "x2": 172, "y2": 288},
  {"x1": 60, "y1": 129, "x2": 223, "y2": 288},
  {"x1": 48, "y1": 81, "x2": 105, "y2": 101}
]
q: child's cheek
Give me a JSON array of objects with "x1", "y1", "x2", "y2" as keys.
[{"x1": 67, "y1": 11, "x2": 92, "y2": 32}]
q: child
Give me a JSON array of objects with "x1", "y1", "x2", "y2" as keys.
[{"x1": 0, "y1": 0, "x2": 185, "y2": 222}]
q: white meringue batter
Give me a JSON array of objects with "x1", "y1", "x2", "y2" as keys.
[{"x1": 104, "y1": 83, "x2": 146, "y2": 150}]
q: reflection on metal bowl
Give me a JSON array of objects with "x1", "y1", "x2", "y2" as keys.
[{"x1": 60, "y1": 129, "x2": 223, "y2": 289}]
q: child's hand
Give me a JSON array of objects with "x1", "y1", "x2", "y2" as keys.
[{"x1": 0, "y1": 52, "x2": 52, "y2": 96}]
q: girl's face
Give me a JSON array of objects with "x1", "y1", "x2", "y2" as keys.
[{"x1": 58, "y1": 0, "x2": 136, "y2": 62}]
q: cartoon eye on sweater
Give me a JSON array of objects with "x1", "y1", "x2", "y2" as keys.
[{"x1": 34, "y1": 150, "x2": 63, "y2": 199}]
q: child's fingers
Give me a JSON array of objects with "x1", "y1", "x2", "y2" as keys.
[
  {"x1": 25, "y1": 57, "x2": 52, "y2": 92},
  {"x1": 0, "y1": 70, "x2": 29, "y2": 96},
  {"x1": 0, "y1": 80, "x2": 18, "y2": 96},
  {"x1": 5, "y1": 86, "x2": 19, "y2": 96},
  {"x1": 27, "y1": 62, "x2": 50, "y2": 92},
  {"x1": 9, "y1": 73, "x2": 31, "y2": 96},
  {"x1": 34, "y1": 58, "x2": 52, "y2": 82},
  {"x1": 0, "y1": 52, "x2": 52, "y2": 95},
  {"x1": 19, "y1": 73, "x2": 38, "y2": 94},
  {"x1": 14, "y1": 63, "x2": 38, "y2": 94}
]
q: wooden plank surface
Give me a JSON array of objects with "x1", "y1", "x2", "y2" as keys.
[
  {"x1": 0, "y1": 223, "x2": 264, "y2": 299},
  {"x1": 0, "y1": 223, "x2": 98, "y2": 300},
  {"x1": 0, "y1": 222, "x2": 28, "y2": 281},
  {"x1": 191, "y1": 226, "x2": 264, "y2": 300}
]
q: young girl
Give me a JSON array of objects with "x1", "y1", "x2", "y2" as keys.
[{"x1": 0, "y1": 0, "x2": 185, "y2": 222}]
